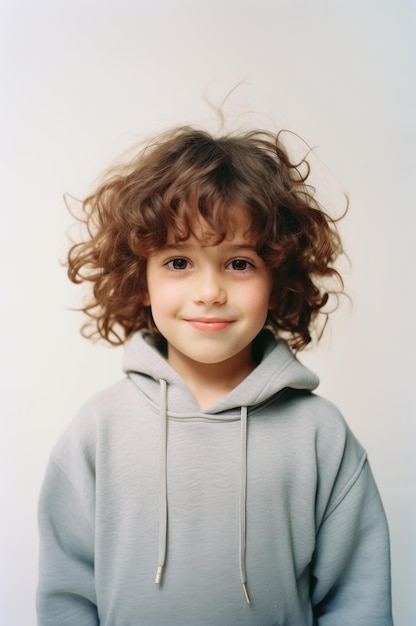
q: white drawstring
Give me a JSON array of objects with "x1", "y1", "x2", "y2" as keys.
[
  {"x1": 239, "y1": 405, "x2": 251, "y2": 604},
  {"x1": 154, "y1": 379, "x2": 168, "y2": 585}
]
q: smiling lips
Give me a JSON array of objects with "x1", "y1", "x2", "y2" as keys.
[{"x1": 184, "y1": 318, "x2": 235, "y2": 332}]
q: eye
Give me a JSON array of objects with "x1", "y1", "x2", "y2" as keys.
[
  {"x1": 227, "y1": 258, "x2": 254, "y2": 271},
  {"x1": 165, "y1": 257, "x2": 192, "y2": 270}
]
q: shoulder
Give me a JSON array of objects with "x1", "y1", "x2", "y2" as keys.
[
  {"x1": 271, "y1": 389, "x2": 361, "y2": 449},
  {"x1": 287, "y1": 390, "x2": 366, "y2": 473},
  {"x1": 49, "y1": 376, "x2": 145, "y2": 471},
  {"x1": 306, "y1": 392, "x2": 365, "y2": 465}
]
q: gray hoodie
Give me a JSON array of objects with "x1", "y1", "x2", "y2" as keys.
[{"x1": 37, "y1": 330, "x2": 393, "y2": 625}]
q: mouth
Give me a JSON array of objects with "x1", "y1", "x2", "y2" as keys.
[{"x1": 184, "y1": 318, "x2": 235, "y2": 332}]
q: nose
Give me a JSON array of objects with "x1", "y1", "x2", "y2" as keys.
[{"x1": 193, "y1": 269, "x2": 227, "y2": 306}]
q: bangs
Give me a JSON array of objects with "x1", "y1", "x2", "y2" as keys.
[{"x1": 138, "y1": 166, "x2": 276, "y2": 254}]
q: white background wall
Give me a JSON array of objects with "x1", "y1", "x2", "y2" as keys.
[{"x1": 1, "y1": 1, "x2": 414, "y2": 624}]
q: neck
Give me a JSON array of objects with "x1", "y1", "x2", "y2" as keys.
[{"x1": 167, "y1": 346, "x2": 255, "y2": 410}]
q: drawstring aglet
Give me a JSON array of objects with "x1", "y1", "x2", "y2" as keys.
[
  {"x1": 154, "y1": 566, "x2": 164, "y2": 585},
  {"x1": 242, "y1": 582, "x2": 251, "y2": 604}
]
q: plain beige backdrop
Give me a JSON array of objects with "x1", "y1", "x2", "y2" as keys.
[{"x1": 1, "y1": 1, "x2": 414, "y2": 624}]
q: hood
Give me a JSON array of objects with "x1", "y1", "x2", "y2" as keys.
[
  {"x1": 123, "y1": 329, "x2": 319, "y2": 416},
  {"x1": 122, "y1": 329, "x2": 319, "y2": 604}
]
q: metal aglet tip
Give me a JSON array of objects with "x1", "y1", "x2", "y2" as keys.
[
  {"x1": 154, "y1": 566, "x2": 163, "y2": 584},
  {"x1": 242, "y1": 582, "x2": 251, "y2": 604}
]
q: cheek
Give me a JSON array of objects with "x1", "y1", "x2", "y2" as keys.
[
  {"x1": 243, "y1": 286, "x2": 272, "y2": 324},
  {"x1": 253, "y1": 280, "x2": 274, "y2": 310},
  {"x1": 145, "y1": 281, "x2": 180, "y2": 315}
]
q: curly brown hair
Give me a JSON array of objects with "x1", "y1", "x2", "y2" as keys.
[{"x1": 67, "y1": 126, "x2": 345, "y2": 350}]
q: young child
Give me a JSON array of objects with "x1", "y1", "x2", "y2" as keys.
[{"x1": 37, "y1": 127, "x2": 393, "y2": 625}]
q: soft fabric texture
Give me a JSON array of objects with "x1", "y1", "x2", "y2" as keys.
[{"x1": 37, "y1": 330, "x2": 393, "y2": 625}]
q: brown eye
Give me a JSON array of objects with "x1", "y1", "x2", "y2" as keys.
[
  {"x1": 167, "y1": 258, "x2": 190, "y2": 270},
  {"x1": 228, "y1": 259, "x2": 253, "y2": 271}
]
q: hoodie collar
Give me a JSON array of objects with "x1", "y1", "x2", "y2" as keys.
[{"x1": 123, "y1": 329, "x2": 319, "y2": 416}]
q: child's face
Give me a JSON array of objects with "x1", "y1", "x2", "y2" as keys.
[{"x1": 144, "y1": 208, "x2": 273, "y2": 380}]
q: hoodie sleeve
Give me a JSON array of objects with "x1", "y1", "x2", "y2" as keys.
[
  {"x1": 311, "y1": 459, "x2": 393, "y2": 625},
  {"x1": 37, "y1": 455, "x2": 98, "y2": 625}
]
